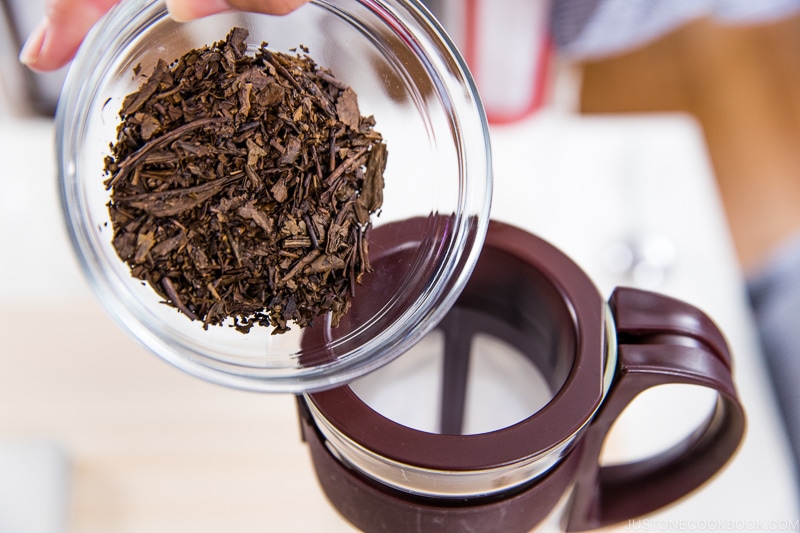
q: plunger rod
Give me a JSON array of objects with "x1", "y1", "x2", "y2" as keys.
[{"x1": 439, "y1": 308, "x2": 472, "y2": 435}]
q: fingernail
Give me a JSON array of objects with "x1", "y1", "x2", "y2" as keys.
[{"x1": 19, "y1": 17, "x2": 49, "y2": 66}]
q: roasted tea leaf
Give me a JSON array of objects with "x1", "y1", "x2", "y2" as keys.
[{"x1": 104, "y1": 28, "x2": 387, "y2": 334}]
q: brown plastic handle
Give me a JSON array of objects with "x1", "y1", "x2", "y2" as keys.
[{"x1": 566, "y1": 287, "x2": 747, "y2": 532}]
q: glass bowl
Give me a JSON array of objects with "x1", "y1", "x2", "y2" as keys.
[{"x1": 56, "y1": 0, "x2": 492, "y2": 392}]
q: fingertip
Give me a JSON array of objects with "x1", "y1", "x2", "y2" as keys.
[
  {"x1": 21, "y1": 0, "x2": 120, "y2": 72},
  {"x1": 19, "y1": 17, "x2": 78, "y2": 72},
  {"x1": 165, "y1": 0, "x2": 232, "y2": 22},
  {"x1": 227, "y1": 0, "x2": 308, "y2": 16}
]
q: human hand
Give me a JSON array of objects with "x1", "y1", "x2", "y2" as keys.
[{"x1": 19, "y1": 0, "x2": 309, "y2": 72}]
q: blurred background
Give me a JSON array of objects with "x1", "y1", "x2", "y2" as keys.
[{"x1": 2, "y1": 0, "x2": 800, "y2": 532}]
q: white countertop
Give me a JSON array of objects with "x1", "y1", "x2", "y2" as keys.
[{"x1": 0, "y1": 111, "x2": 796, "y2": 532}]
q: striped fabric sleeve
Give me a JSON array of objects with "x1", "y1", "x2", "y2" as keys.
[{"x1": 550, "y1": 0, "x2": 800, "y2": 60}]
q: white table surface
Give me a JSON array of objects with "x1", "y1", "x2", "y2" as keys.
[{"x1": 0, "y1": 111, "x2": 797, "y2": 532}]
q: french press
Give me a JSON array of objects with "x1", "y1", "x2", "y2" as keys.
[{"x1": 296, "y1": 218, "x2": 745, "y2": 532}]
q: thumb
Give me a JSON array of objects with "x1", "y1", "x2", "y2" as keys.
[{"x1": 166, "y1": 0, "x2": 307, "y2": 21}]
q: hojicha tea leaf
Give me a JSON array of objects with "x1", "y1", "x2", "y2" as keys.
[{"x1": 103, "y1": 28, "x2": 387, "y2": 334}]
